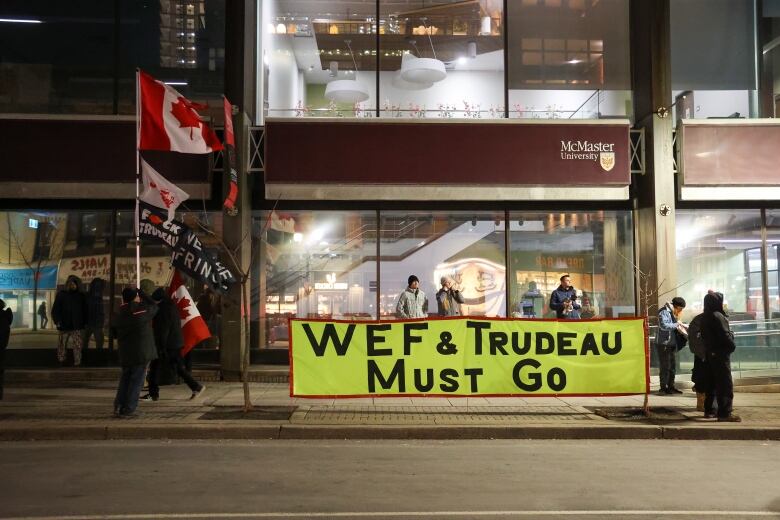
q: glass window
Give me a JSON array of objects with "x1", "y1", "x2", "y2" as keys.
[
  {"x1": 676, "y1": 210, "x2": 764, "y2": 320},
  {"x1": 508, "y1": 211, "x2": 635, "y2": 318},
  {"x1": 671, "y1": 0, "x2": 758, "y2": 119},
  {"x1": 507, "y1": 0, "x2": 632, "y2": 119},
  {"x1": 253, "y1": 211, "x2": 378, "y2": 351},
  {"x1": 768, "y1": 210, "x2": 780, "y2": 318},
  {"x1": 0, "y1": 2, "x2": 115, "y2": 114},
  {"x1": 379, "y1": 212, "x2": 506, "y2": 318},
  {"x1": 119, "y1": 0, "x2": 225, "y2": 115},
  {"x1": 0, "y1": 211, "x2": 111, "y2": 351},
  {"x1": 262, "y1": 0, "x2": 377, "y2": 118},
  {"x1": 379, "y1": 0, "x2": 505, "y2": 119}
]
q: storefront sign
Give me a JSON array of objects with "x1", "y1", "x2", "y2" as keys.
[
  {"x1": 58, "y1": 255, "x2": 170, "y2": 286},
  {"x1": 265, "y1": 120, "x2": 631, "y2": 193},
  {"x1": 0, "y1": 265, "x2": 58, "y2": 290},
  {"x1": 290, "y1": 317, "x2": 647, "y2": 397}
]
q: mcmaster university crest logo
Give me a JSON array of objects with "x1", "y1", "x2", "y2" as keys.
[{"x1": 560, "y1": 140, "x2": 616, "y2": 173}]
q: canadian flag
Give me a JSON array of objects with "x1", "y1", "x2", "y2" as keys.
[
  {"x1": 139, "y1": 159, "x2": 189, "y2": 223},
  {"x1": 138, "y1": 70, "x2": 223, "y2": 154},
  {"x1": 168, "y1": 270, "x2": 211, "y2": 356}
]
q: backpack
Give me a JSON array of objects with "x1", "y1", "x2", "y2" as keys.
[{"x1": 687, "y1": 314, "x2": 707, "y2": 361}]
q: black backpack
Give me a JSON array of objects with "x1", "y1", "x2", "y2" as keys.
[{"x1": 687, "y1": 314, "x2": 707, "y2": 361}]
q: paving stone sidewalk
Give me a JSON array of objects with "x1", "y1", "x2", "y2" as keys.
[{"x1": 1, "y1": 381, "x2": 780, "y2": 440}]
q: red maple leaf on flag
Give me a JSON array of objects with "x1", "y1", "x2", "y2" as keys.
[
  {"x1": 170, "y1": 97, "x2": 202, "y2": 139},
  {"x1": 149, "y1": 214, "x2": 163, "y2": 225},
  {"x1": 172, "y1": 295, "x2": 192, "y2": 321}
]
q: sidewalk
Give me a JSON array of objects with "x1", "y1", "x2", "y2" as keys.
[{"x1": 2, "y1": 377, "x2": 780, "y2": 441}]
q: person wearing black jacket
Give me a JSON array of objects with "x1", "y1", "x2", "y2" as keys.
[
  {"x1": 111, "y1": 288, "x2": 158, "y2": 418},
  {"x1": 699, "y1": 292, "x2": 740, "y2": 422},
  {"x1": 52, "y1": 275, "x2": 88, "y2": 366},
  {"x1": 0, "y1": 299, "x2": 13, "y2": 400},
  {"x1": 142, "y1": 288, "x2": 205, "y2": 401},
  {"x1": 84, "y1": 277, "x2": 106, "y2": 349},
  {"x1": 549, "y1": 274, "x2": 581, "y2": 319}
]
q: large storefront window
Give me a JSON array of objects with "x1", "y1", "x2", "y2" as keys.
[
  {"x1": 254, "y1": 211, "x2": 378, "y2": 350},
  {"x1": 506, "y1": 0, "x2": 632, "y2": 120},
  {"x1": 676, "y1": 210, "x2": 780, "y2": 374},
  {"x1": 0, "y1": 211, "x2": 111, "y2": 351},
  {"x1": 379, "y1": 212, "x2": 506, "y2": 318},
  {"x1": 508, "y1": 211, "x2": 635, "y2": 318}
]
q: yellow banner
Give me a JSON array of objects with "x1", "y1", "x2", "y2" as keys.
[{"x1": 290, "y1": 318, "x2": 648, "y2": 397}]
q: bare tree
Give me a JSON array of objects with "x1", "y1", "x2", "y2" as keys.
[{"x1": 617, "y1": 250, "x2": 690, "y2": 415}]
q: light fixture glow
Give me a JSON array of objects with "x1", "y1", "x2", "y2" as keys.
[
  {"x1": 457, "y1": 56, "x2": 468, "y2": 65},
  {"x1": 400, "y1": 54, "x2": 446, "y2": 84},
  {"x1": 163, "y1": 81, "x2": 188, "y2": 86},
  {"x1": 324, "y1": 79, "x2": 370, "y2": 103},
  {"x1": 0, "y1": 18, "x2": 43, "y2": 24}
]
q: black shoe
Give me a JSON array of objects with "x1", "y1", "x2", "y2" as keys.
[
  {"x1": 118, "y1": 411, "x2": 140, "y2": 419},
  {"x1": 668, "y1": 387, "x2": 683, "y2": 394},
  {"x1": 717, "y1": 414, "x2": 742, "y2": 422},
  {"x1": 140, "y1": 394, "x2": 158, "y2": 402},
  {"x1": 657, "y1": 388, "x2": 669, "y2": 396}
]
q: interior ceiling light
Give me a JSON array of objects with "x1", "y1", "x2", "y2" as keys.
[
  {"x1": 400, "y1": 18, "x2": 446, "y2": 84},
  {"x1": 324, "y1": 40, "x2": 369, "y2": 103}
]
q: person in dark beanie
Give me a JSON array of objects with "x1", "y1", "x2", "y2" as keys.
[
  {"x1": 141, "y1": 288, "x2": 205, "y2": 401},
  {"x1": 396, "y1": 275, "x2": 428, "y2": 319},
  {"x1": 700, "y1": 292, "x2": 740, "y2": 422},
  {"x1": 52, "y1": 275, "x2": 88, "y2": 365},
  {"x1": 111, "y1": 288, "x2": 158, "y2": 418},
  {"x1": 656, "y1": 296, "x2": 687, "y2": 395},
  {"x1": 0, "y1": 299, "x2": 13, "y2": 400}
]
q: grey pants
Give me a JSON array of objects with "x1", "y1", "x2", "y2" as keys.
[{"x1": 657, "y1": 344, "x2": 677, "y2": 390}]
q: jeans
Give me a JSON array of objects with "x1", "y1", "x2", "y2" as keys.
[
  {"x1": 148, "y1": 353, "x2": 202, "y2": 398},
  {"x1": 656, "y1": 344, "x2": 677, "y2": 390},
  {"x1": 114, "y1": 364, "x2": 147, "y2": 415}
]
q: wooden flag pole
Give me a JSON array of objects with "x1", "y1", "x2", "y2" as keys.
[{"x1": 135, "y1": 69, "x2": 141, "y2": 290}]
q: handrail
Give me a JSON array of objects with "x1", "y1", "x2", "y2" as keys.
[{"x1": 568, "y1": 89, "x2": 600, "y2": 119}]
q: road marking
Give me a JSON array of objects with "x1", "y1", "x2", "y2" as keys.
[{"x1": 2, "y1": 512, "x2": 779, "y2": 519}]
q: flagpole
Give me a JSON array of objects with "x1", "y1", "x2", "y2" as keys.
[{"x1": 135, "y1": 69, "x2": 141, "y2": 290}]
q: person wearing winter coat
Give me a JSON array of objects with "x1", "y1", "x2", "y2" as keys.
[
  {"x1": 142, "y1": 288, "x2": 205, "y2": 401},
  {"x1": 111, "y1": 288, "x2": 158, "y2": 418},
  {"x1": 51, "y1": 275, "x2": 88, "y2": 366},
  {"x1": 436, "y1": 276, "x2": 465, "y2": 316},
  {"x1": 699, "y1": 292, "x2": 740, "y2": 422},
  {"x1": 0, "y1": 299, "x2": 13, "y2": 400},
  {"x1": 37, "y1": 301, "x2": 48, "y2": 329},
  {"x1": 83, "y1": 277, "x2": 106, "y2": 349},
  {"x1": 396, "y1": 275, "x2": 428, "y2": 319},
  {"x1": 656, "y1": 296, "x2": 687, "y2": 395},
  {"x1": 549, "y1": 274, "x2": 581, "y2": 319}
]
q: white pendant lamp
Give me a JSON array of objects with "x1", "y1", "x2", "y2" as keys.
[
  {"x1": 324, "y1": 39, "x2": 369, "y2": 104},
  {"x1": 400, "y1": 20, "x2": 446, "y2": 85},
  {"x1": 324, "y1": 79, "x2": 370, "y2": 103},
  {"x1": 400, "y1": 54, "x2": 446, "y2": 84}
]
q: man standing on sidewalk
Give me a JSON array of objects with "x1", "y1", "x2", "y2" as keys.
[
  {"x1": 656, "y1": 296, "x2": 687, "y2": 395},
  {"x1": 142, "y1": 288, "x2": 205, "y2": 402},
  {"x1": 112, "y1": 288, "x2": 158, "y2": 418},
  {"x1": 52, "y1": 275, "x2": 88, "y2": 366}
]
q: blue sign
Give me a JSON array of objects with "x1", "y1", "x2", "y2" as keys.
[{"x1": 0, "y1": 265, "x2": 58, "y2": 290}]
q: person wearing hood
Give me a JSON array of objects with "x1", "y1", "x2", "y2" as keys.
[
  {"x1": 83, "y1": 277, "x2": 106, "y2": 349},
  {"x1": 0, "y1": 299, "x2": 13, "y2": 400},
  {"x1": 699, "y1": 292, "x2": 740, "y2": 422},
  {"x1": 436, "y1": 276, "x2": 465, "y2": 317},
  {"x1": 655, "y1": 296, "x2": 687, "y2": 395},
  {"x1": 396, "y1": 275, "x2": 428, "y2": 319},
  {"x1": 141, "y1": 288, "x2": 205, "y2": 402},
  {"x1": 111, "y1": 288, "x2": 158, "y2": 418},
  {"x1": 51, "y1": 275, "x2": 88, "y2": 366}
]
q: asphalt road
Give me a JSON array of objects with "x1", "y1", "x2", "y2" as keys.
[{"x1": 0, "y1": 440, "x2": 778, "y2": 520}]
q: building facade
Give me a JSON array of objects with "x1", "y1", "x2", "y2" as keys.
[{"x1": 1, "y1": 0, "x2": 779, "y2": 378}]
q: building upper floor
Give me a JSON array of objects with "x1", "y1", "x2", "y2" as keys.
[{"x1": 2, "y1": 0, "x2": 780, "y2": 124}]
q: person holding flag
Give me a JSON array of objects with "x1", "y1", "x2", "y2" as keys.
[{"x1": 142, "y1": 283, "x2": 207, "y2": 402}]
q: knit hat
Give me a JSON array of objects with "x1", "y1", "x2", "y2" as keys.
[{"x1": 121, "y1": 288, "x2": 137, "y2": 304}]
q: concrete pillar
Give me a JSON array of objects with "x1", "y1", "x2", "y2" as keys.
[{"x1": 630, "y1": 0, "x2": 677, "y2": 314}]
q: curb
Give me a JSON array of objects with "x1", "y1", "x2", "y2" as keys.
[{"x1": 2, "y1": 423, "x2": 779, "y2": 441}]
